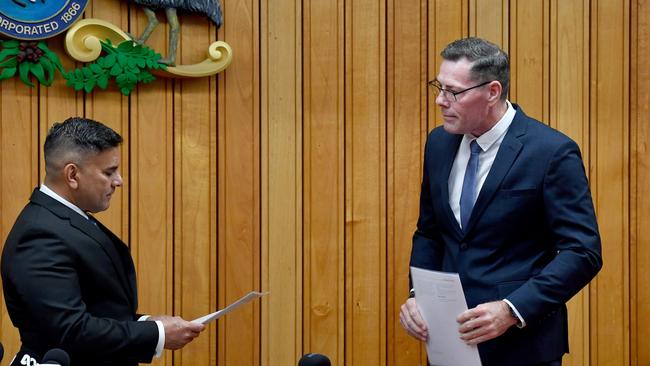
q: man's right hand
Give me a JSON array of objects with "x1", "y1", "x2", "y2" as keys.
[
  {"x1": 399, "y1": 297, "x2": 428, "y2": 341},
  {"x1": 151, "y1": 315, "x2": 206, "y2": 350}
]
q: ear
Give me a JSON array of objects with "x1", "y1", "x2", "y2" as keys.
[
  {"x1": 486, "y1": 81, "x2": 503, "y2": 105},
  {"x1": 63, "y1": 163, "x2": 80, "y2": 190}
]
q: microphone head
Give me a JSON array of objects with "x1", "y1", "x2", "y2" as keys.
[
  {"x1": 41, "y1": 348, "x2": 70, "y2": 366},
  {"x1": 298, "y1": 353, "x2": 331, "y2": 366}
]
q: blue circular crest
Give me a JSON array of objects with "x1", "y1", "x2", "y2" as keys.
[{"x1": 0, "y1": 0, "x2": 88, "y2": 40}]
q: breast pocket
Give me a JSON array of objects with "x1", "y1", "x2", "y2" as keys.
[{"x1": 499, "y1": 188, "x2": 537, "y2": 198}]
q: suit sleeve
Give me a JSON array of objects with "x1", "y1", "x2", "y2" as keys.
[
  {"x1": 5, "y1": 227, "x2": 159, "y2": 363},
  {"x1": 505, "y1": 139, "x2": 602, "y2": 324},
  {"x1": 409, "y1": 134, "x2": 446, "y2": 285}
]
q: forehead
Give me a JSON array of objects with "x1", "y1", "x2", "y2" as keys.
[{"x1": 436, "y1": 58, "x2": 475, "y2": 87}]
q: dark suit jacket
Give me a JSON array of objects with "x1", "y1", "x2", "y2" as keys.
[
  {"x1": 1, "y1": 189, "x2": 159, "y2": 366},
  {"x1": 410, "y1": 105, "x2": 602, "y2": 366}
]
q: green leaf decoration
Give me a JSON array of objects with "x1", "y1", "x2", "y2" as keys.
[
  {"x1": 62, "y1": 39, "x2": 166, "y2": 95},
  {"x1": 0, "y1": 67, "x2": 17, "y2": 80},
  {"x1": 19, "y1": 62, "x2": 33, "y2": 87},
  {"x1": 0, "y1": 40, "x2": 65, "y2": 87}
]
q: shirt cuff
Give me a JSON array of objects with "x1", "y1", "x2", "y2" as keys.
[
  {"x1": 137, "y1": 316, "x2": 165, "y2": 357},
  {"x1": 503, "y1": 299, "x2": 526, "y2": 328}
]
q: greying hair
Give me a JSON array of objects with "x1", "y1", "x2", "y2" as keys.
[
  {"x1": 441, "y1": 37, "x2": 509, "y2": 101},
  {"x1": 44, "y1": 117, "x2": 122, "y2": 174}
]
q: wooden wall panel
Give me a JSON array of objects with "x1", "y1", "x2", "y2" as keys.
[
  {"x1": 590, "y1": 0, "x2": 630, "y2": 365},
  {"x1": 302, "y1": 0, "x2": 345, "y2": 364},
  {"x1": 386, "y1": 0, "x2": 427, "y2": 365},
  {"x1": 345, "y1": 1, "x2": 386, "y2": 365},
  {"x1": 631, "y1": 0, "x2": 649, "y2": 364},
  {"x1": 550, "y1": 1, "x2": 591, "y2": 365},
  {"x1": 0, "y1": 1, "x2": 647, "y2": 365},
  {"x1": 469, "y1": 0, "x2": 508, "y2": 50},
  {"x1": 217, "y1": 0, "x2": 260, "y2": 365},
  {"x1": 261, "y1": 0, "x2": 302, "y2": 364},
  {"x1": 172, "y1": 15, "x2": 218, "y2": 366},
  {"x1": 510, "y1": 0, "x2": 549, "y2": 122}
]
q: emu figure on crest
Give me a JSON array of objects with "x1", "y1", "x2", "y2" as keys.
[{"x1": 129, "y1": 0, "x2": 223, "y2": 65}]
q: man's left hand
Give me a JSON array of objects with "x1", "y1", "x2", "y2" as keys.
[{"x1": 456, "y1": 300, "x2": 517, "y2": 345}]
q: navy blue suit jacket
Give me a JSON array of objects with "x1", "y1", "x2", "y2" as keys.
[{"x1": 410, "y1": 105, "x2": 602, "y2": 366}]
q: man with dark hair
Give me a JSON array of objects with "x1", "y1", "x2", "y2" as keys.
[
  {"x1": 399, "y1": 37, "x2": 602, "y2": 365},
  {"x1": 2, "y1": 117, "x2": 204, "y2": 366}
]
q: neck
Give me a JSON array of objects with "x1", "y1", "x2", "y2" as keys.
[
  {"x1": 43, "y1": 176, "x2": 77, "y2": 206},
  {"x1": 473, "y1": 100, "x2": 508, "y2": 137}
]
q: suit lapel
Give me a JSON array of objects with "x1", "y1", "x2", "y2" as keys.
[
  {"x1": 30, "y1": 189, "x2": 136, "y2": 310},
  {"x1": 438, "y1": 133, "x2": 464, "y2": 238},
  {"x1": 463, "y1": 107, "x2": 528, "y2": 235}
]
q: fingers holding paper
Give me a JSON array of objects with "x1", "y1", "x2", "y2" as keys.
[
  {"x1": 399, "y1": 298, "x2": 428, "y2": 341},
  {"x1": 151, "y1": 315, "x2": 206, "y2": 350},
  {"x1": 456, "y1": 300, "x2": 517, "y2": 345}
]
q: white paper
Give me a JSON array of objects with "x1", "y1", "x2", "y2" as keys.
[
  {"x1": 410, "y1": 267, "x2": 482, "y2": 366},
  {"x1": 192, "y1": 291, "x2": 267, "y2": 324}
]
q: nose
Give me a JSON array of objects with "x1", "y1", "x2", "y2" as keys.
[
  {"x1": 435, "y1": 92, "x2": 449, "y2": 108},
  {"x1": 114, "y1": 171, "x2": 123, "y2": 187}
]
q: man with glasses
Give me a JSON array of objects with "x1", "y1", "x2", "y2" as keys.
[{"x1": 399, "y1": 37, "x2": 602, "y2": 366}]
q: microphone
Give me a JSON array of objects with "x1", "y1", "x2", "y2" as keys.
[
  {"x1": 298, "y1": 353, "x2": 331, "y2": 366},
  {"x1": 39, "y1": 348, "x2": 70, "y2": 366}
]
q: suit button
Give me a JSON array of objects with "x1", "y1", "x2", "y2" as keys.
[{"x1": 460, "y1": 242, "x2": 468, "y2": 250}]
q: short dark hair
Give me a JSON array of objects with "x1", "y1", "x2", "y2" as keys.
[
  {"x1": 44, "y1": 117, "x2": 123, "y2": 173},
  {"x1": 441, "y1": 37, "x2": 510, "y2": 101}
]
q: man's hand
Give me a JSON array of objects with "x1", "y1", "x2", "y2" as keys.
[
  {"x1": 399, "y1": 298, "x2": 428, "y2": 341},
  {"x1": 456, "y1": 300, "x2": 517, "y2": 345},
  {"x1": 150, "y1": 315, "x2": 206, "y2": 350}
]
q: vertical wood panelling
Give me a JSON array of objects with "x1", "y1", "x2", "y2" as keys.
[
  {"x1": 0, "y1": 79, "x2": 38, "y2": 363},
  {"x1": 469, "y1": 0, "x2": 508, "y2": 50},
  {"x1": 217, "y1": 0, "x2": 260, "y2": 365},
  {"x1": 261, "y1": 0, "x2": 302, "y2": 365},
  {"x1": 428, "y1": 0, "x2": 468, "y2": 129},
  {"x1": 345, "y1": 1, "x2": 386, "y2": 365},
  {"x1": 129, "y1": 6, "x2": 175, "y2": 366},
  {"x1": 631, "y1": 0, "x2": 649, "y2": 364},
  {"x1": 386, "y1": 0, "x2": 427, "y2": 365},
  {"x1": 550, "y1": 1, "x2": 591, "y2": 365},
  {"x1": 510, "y1": 0, "x2": 549, "y2": 122},
  {"x1": 0, "y1": 1, "x2": 646, "y2": 365},
  {"x1": 173, "y1": 15, "x2": 218, "y2": 366},
  {"x1": 302, "y1": 0, "x2": 345, "y2": 364},
  {"x1": 590, "y1": 0, "x2": 630, "y2": 365}
]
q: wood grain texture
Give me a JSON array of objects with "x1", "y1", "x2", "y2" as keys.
[
  {"x1": 345, "y1": 1, "x2": 387, "y2": 365},
  {"x1": 387, "y1": 0, "x2": 428, "y2": 364},
  {"x1": 261, "y1": 0, "x2": 302, "y2": 364},
  {"x1": 302, "y1": 0, "x2": 345, "y2": 364},
  {"x1": 0, "y1": 1, "x2": 645, "y2": 365},
  {"x1": 590, "y1": 0, "x2": 630, "y2": 365}
]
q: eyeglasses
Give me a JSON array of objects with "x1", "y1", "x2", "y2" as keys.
[{"x1": 428, "y1": 80, "x2": 493, "y2": 102}]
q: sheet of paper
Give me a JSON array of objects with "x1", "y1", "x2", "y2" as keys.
[
  {"x1": 192, "y1": 291, "x2": 267, "y2": 324},
  {"x1": 410, "y1": 267, "x2": 482, "y2": 366}
]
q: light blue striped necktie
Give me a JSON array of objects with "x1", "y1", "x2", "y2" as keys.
[{"x1": 460, "y1": 140, "x2": 482, "y2": 231}]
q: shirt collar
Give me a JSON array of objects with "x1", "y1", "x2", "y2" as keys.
[
  {"x1": 465, "y1": 100, "x2": 516, "y2": 151},
  {"x1": 39, "y1": 184, "x2": 89, "y2": 219}
]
